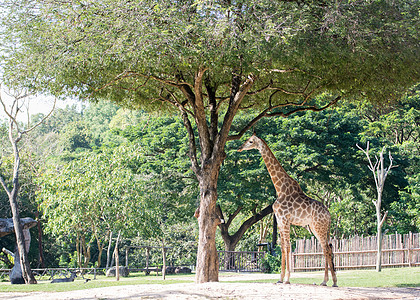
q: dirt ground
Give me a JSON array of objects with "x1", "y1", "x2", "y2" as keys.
[{"x1": 0, "y1": 272, "x2": 419, "y2": 300}]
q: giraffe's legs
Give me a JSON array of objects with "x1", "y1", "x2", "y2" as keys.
[
  {"x1": 320, "y1": 241, "x2": 338, "y2": 286},
  {"x1": 283, "y1": 234, "x2": 291, "y2": 284},
  {"x1": 329, "y1": 243, "x2": 338, "y2": 287},
  {"x1": 277, "y1": 220, "x2": 291, "y2": 284},
  {"x1": 311, "y1": 224, "x2": 338, "y2": 287},
  {"x1": 277, "y1": 236, "x2": 286, "y2": 284},
  {"x1": 277, "y1": 235, "x2": 290, "y2": 284},
  {"x1": 320, "y1": 240, "x2": 330, "y2": 286}
]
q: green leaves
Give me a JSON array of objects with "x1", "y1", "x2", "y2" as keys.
[
  {"x1": 37, "y1": 147, "x2": 143, "y2": 238},
  {"x1": 2, "y1": 0, "x2": 418, "y2": 105}
]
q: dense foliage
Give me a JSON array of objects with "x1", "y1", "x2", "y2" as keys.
[{"x1": 0, "y1": 94, "x2": 419, "y2": 269}]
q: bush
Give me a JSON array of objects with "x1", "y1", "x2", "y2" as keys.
[{"x1": 262, "y1": 245, "x2": 282, "y2": 273}]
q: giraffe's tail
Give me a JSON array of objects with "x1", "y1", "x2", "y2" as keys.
[{"x1": 329, "y1": 243, "x2": 336, "y2": 272}]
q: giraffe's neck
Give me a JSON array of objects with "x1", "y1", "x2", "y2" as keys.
[{"x1": 258, "y1": 140, "x2": 300, "y2": 197}]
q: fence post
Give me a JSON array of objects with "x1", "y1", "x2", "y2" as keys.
[
  {"x1": 290, "y1": 248, "x2": 294, "y2": 273},
  {"x1": 408, "y1": 231, "x2": 412, "y2": 267}
]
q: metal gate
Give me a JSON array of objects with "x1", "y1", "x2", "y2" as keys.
[{"x1": 218, "y1": 251, "x2": 266, "y2": 272}]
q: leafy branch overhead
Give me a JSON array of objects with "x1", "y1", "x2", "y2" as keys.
[{"x1": 2, "y1": 1, "x2": 419, "y2": 107}]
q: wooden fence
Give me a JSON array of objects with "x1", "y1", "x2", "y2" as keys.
[
  {"x1": 218, "y1": 251, "x2": 266, "y2": 272},
  {"x1": 292, "y1": 232, "x2": 420, "y2": 271}
]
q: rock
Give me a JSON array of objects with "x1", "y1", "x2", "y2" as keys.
[
  {"x1": 165, "y1": 266, "x2": 176, "y2": 274},
  {"x1": 0, "y1": 217, "x2": 37, "y2": 238},
  {"x1": 106, "y1": 266, "x2": 129, "y2": 277},
  {"x1": 175, "y1": 266, "x2": 192, "y2": 274},
  {"x1": 51, "y1": 272, "x2": 77, "y2": 283}
]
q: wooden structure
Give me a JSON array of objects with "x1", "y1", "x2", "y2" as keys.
[{"x1": 292, "y1": 232, "x2": 420, "y2": 271}]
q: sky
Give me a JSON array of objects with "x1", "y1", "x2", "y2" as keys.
[{"x1": 0, "y1": 89, "x2": 85, "y2": 123}]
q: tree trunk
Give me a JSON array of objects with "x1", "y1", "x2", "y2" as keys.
[
  {"x1": 97, "y1": 242, "x2": 103, "y2": 268},
  {"x1": 83, "y1": 242, "x2": 91, "y2": 269},
  {"x1": 9, "y1": 189, "x2": 36, "y2": 284},
  {"x1": 221, "y1": 234, "x2": 237, "y2": 271},
  {"x1": 114, "y1": 232, "x2": 120, "y2": 281},
  {"x1": 145, "y1": 247, "x2": 150, "y2": 274},
  {"x1": 125, "y1": 247, "x2": 129, "y2": 268},
  {"x1": 0, "y1": 91, "x2": 55, "y2": 284},
  {"x1": 115, "y1": 247, "x2": 119, "y2": 281},
  {"x1": 272, "y1": 215, "x2": 278, "y2": 252},
  {"x1": 375, "y1": 193, "x2": 387, "y2": 272},
  {"x1": 76, "y1": 232, "x2": 82, "y2": 269},
  {"x1": 180, "y1": 72, "x2": 255, "y2": 283},
  {"x1": 35, "y1": 211, "x2": 45, "y2": 269},
  {"x1": 106, "y1": 231, "x2": 113, "y2": 269},
  {"x1": 195, "y1": 179, "x2": 220, "y2": 283},
  {"x1": 161, "y1": 240, "x2": 166, "y2": 280},
  {"x1": 219, "y1": 204, "x2": 273, "y2": 252},
  {"x1": 376, "y1": 223, "x2": 383, "y2": 272}
]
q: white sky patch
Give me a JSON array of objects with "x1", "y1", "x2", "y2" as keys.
[{"x1": 0, "y1": 88, "x2": 85, "y2": 123}]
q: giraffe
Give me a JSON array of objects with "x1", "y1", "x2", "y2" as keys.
[{"x1": 238, "y1": 133, "x2": 337, "y2": 287}]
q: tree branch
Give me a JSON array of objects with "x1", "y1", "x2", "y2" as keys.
[
  {"x1": 379, "y1": 210, "x2": 388, "y2": 228},
  {"x1": 154, "y1": 90, "x2": 200, "y2": 176},
  {"x1": 230, "y1": 204, "x2": 273, "y2": 242},
  {"x1": 181, "y1": 110, "x2": 200, "y2": 177},
  {"x1": 0, "y1": 174, "x2": 11, "y2": 197},
  {"x1": 266, "y1": 95, "x2": 340, "y2": 118},
  {"x1": 216, "y1": 74, "x2": 256, "y2": 149},
  {"x1": 225, "y1": 205, "x2": 243, "y2": 229},
  {"x1": 228, "y1": 95, "x2": 340, "y2": 141},
  {"x1": 21, "y1": 98, "x2": 56, "y2": 136},
  {"x1": 191, "y1": 68, "x2": 212, "y2": 160}
]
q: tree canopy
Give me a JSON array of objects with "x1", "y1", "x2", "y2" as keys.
[{"x1": 2, "y1": 0, "x2": 419, "y2": 105}]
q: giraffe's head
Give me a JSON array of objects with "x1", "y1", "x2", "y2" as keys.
[{"x1": 237, "y1": 133, "x2": 261, "y2": 152}]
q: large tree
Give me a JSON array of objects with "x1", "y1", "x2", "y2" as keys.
[{"x1": 2, "y1": 0, "x2": 419, "y2": 282}]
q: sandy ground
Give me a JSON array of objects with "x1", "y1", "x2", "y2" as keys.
[{"x1": 0, "y1": 273, "x2": 419, "y2": 300}]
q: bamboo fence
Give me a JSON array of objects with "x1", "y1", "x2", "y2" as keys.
[{"x1": 292, "y1": 232, "x2": 420, "y2": 271}]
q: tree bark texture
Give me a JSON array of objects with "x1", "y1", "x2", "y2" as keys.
[{"x1": 195, "y1": 177, "x2": 221, "y2": 283}]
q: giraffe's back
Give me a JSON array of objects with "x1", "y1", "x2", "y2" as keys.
[{"x1": 274, "y1": 193, "x2": 331, "y2": 228}]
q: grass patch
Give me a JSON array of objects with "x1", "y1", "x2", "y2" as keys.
[
  {"x1": 1, "y1": 268, "x2": 418, "y2": 293},
  {"x1": 247, "y1": 267, "x2": 420, "y2": 287},
  {"x1": 0, "y1": 272, "x2": 194, "y2": 293}
]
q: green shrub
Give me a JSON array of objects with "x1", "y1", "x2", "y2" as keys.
[{"x1": 262, "y1": 245, "x2": 282, "y2": 273}]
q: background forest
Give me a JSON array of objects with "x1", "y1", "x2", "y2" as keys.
[{"x1": 0, "y1": 89, "x2": 419, "y2": 270}]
